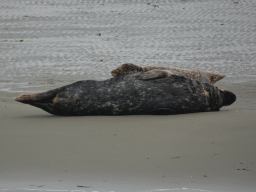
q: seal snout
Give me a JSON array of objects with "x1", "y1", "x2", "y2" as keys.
[{"x1": 222, "y1": 90, "x2": 236, "y2": 106}]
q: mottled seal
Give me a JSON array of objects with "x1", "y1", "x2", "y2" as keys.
[
  {"x1": 14, "y1": 69, "x2": 236, "y2": 116},
  {"x1": 111, "y1": 63, "x2": 226, "y2": 85}
]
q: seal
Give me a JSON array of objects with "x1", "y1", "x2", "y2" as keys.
[
  {"x1": 13, "y1": 69, "x2": 236, "y2": 116},
  {"x1": 111, "y1": 63, "x2": 226, "y2": 85}
]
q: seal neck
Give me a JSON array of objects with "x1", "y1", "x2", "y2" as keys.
[{"x1": 206, "y1": 84, "x2": 221, "y2": 111}]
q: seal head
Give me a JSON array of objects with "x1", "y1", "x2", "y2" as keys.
[
  {"x1": 219, "y1": 90, "x2": 236, "y2": 106},
  {"x1": 111, "y1": 63, "x2": 144, "y2": 77}
]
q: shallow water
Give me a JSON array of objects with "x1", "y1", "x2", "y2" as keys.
[
  {"x1": 0, "y1": 0, "x2": 256, "y2": 92},
  {"x1": 1, "y1": 188, "x2": 213, "y2": 192}
]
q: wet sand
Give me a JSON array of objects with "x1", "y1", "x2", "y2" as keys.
[{"x1": 1, "y1": 0, "x2": 256, "y2": 191}]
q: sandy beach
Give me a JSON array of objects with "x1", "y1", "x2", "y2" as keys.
[{"x1": 1, "y1": 0, "x2": 256, "y2": 192}]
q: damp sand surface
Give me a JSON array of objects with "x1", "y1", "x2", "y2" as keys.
[{"x1": 1, "y1": 0, "x2": 256, "y2": 192}]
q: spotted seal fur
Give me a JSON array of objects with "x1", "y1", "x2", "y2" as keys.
[
  {"x1": 111, "y1": 63, "x2": 226, "y2": 85},
  {"x1": 14, "y1": 69, "x2": 236, "y2": 116}
]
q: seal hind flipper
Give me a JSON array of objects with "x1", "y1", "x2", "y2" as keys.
[
  {"x1": 13, "y1": 87, "x2": 67, "y2": 115},
  {"x1": 13, "y1": 88, "x2": 62, "y2": 104},
  {"x1": 210, "y1": 73, "x2": 226, "y2": 84},
  {"x1": 150, "y1": 108, "x2": 176, "y2": 115}
]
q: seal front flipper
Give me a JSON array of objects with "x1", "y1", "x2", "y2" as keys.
[
  {"x1": 150, "y1": 108, "x2": 176, "y2": 115},
  {"x1": 137, "y1": 70, "x2": 168, "y2": 80},
  {"x1": 137, "y1": 69, "x2": 188, "y2": 84}
]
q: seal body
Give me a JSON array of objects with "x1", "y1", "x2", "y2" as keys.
[
  {"x1": 14, "y1": 70, "x2": 236, "y2": 116},
  {"x1": 111, "y1": 63, "x2": 226, "y2": 85}
]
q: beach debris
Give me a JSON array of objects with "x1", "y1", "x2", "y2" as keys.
[
  {"x1": 235, "y1": 162, "x2": 251, "y2": 171},
  {"x1": 237, "y1": 168, "x2": 250, "y2": 171},
  {"x1": 171, "y1": 156, "x2": 181, "y2": 159},
  {"x1": 77, "y1": 185, "x2": 91, "y2": 188}
]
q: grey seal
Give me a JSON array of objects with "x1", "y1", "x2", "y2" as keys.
[
  {"x1": 14, "y1": 69, "x2": 236, "y2": 116},
  {"x1": 111, "y1": 63, "x2": 226, "y2": 85}
]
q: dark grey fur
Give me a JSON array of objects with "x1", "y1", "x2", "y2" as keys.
[{"x1": 14, "y1": 70, "x2": 236, "y2": 116}]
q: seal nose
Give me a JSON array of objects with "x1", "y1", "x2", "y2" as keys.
[{"x1": 222, "y1": 90, "x2": 236, "y2": 106}]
